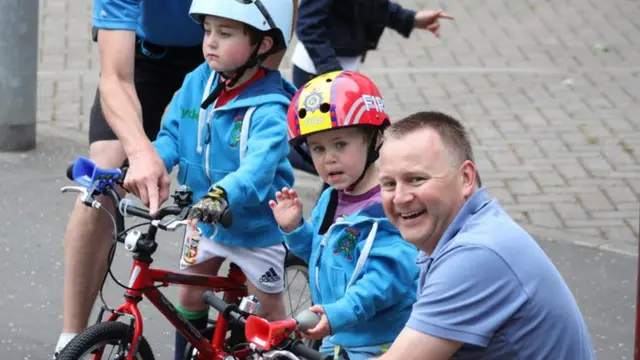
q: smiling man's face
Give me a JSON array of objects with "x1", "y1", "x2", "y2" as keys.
[{"x1": 378, "y1": 127, "x2": 474, "y2": 253}]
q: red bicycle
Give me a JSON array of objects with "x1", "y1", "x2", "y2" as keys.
[{"x1": 56, "y1": 157, "x2": 315, "y2": 360}]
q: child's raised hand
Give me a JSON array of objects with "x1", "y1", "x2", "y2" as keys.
[{"x1": 269, "y1": 187, "x2": 303, "y2": 233}]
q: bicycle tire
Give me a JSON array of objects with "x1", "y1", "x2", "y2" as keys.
[
  {"x1": 284, "y1": 253, "x2": 321, "y2": 351},
  {"x1": 57, "y1": 321, "x2": 154, "y2": 360},
  {"x1": 284, "y1": 252, "x2": 311, "y2": 318}
]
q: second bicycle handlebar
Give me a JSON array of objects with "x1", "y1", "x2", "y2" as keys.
[{"x1": 202, "y1": 290, "x2": 331, "y2": 360}]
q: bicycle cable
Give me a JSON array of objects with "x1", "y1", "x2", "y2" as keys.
[
  {"x1": 228, "y1": 342, "x2": 251, "y2": 360},
  {"x1": 97, "y1": 205, "x2": 121, "y2": 314},
  {"x1": 117, "y1": 221, "x2": 151, "y2": 238},
  {"x1": 96, "y1": 205, "x2": 165, "y2": 313}
]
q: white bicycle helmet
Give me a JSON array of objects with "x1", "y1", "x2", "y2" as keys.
[
  {"x1": 189, "y1": 0, "x2": 294, "y2": 52},
  {"x1": 190, "y1": 0, "x2": 294, "y2": 108}
]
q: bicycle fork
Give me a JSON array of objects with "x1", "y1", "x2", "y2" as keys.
[
  {"x1": 89, "y1": 297, "x2": 143, "y2": 360},
  {"x1": 91, "y1": 262, "x2": 150, "y2": 360}
]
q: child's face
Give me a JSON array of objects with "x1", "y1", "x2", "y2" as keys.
[
  {"x1": 307, "y1": 127, "x2": 370, "y2": 190},
  {"x1": 202, "y1": 15, "x2": 255, "y2": 73}
]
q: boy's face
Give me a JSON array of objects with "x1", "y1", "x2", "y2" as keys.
[
  {"x1": 307, "y1": 127, "x2": 370, "y2": 190},
  {"x1": 202, "y1": 15, "x2": 255, "y2": 73}
]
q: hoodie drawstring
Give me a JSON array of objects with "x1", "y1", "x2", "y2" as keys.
[{"x1": 197, "y1": 72, "x2": 217, "y2": 154}]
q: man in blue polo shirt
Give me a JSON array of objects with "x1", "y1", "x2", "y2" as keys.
[{"x1": 375, "y1": 111, "x2": 595, "y2": 359}]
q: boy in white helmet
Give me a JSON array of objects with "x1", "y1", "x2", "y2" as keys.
[{"x1": 149, "y1": 1, "x2": 297, "y2": 358}]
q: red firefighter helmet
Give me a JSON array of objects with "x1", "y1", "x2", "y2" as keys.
[
  {"x1": 287, "y1": 70, "x2": 390, "y2": 147},
  {"x1": 287, "y1": 71, "x2": 391, "y2": 191}
]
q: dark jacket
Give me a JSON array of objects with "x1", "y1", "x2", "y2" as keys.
[{"x1": 296, "y1": 0, "x2": 416, "y2": 74}]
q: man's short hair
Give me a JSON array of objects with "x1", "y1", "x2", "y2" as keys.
[
  {"x1": 385, "y1": 111, "x2": 474, "y2": 165},
  {"x1": 384, "y1": 111, "x2": 481, "y2": 186}
]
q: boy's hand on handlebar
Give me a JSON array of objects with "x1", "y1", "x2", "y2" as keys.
[
  {"x1": 269, "y1": 187, "x2": 303, "y2": 233},
  {"x1": 123, "y1": 147, "x2": 170, "y2": 216},
  {"x1": 188, "y1": 186, "x2": 229, "y2": 225},
  {"x1": 301, "y1": 305, "x2": 332, "y2": 340}
]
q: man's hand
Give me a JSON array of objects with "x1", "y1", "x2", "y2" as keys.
[
  {"x1": 268, "y1": 187, "x2": 304, "y2": 233},
  {"x1": 301, "y1": 305, "x2": 332, "y2": 340},
  {"x1": 413, "y1": 9, "x2": 455, "y2": 38},
  {"x1": 188, "y1": 186, "x2": 229, "y2": 225},
  {"x1": 124, "y1": 146, "x2": 170, "y2": 215}
]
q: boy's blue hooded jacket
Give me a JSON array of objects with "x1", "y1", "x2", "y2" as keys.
[
  {"x1": 283, "y1": 188, "x2": 420, "y2": 347},
  {"x1": 153, "y1": 62, "x2": 297, "y2": 247}
]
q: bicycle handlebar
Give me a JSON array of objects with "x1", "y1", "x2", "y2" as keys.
[
  {"x1": 202, "y1": 290, "x2": 330, "y2": 360},
  {"x1": 63, "y1": 157, "x2": 232, "y2": 229},
  {"x1": 290, "y1": 341, "x2": 329, "y2": 360},
  {"x1": 201, "y1": 291, "x2": 246, "y2": 326},
  {"x1": 66, "y1": 163, "x2": 74, "y2": 183}
]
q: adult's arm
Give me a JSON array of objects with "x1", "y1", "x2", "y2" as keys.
[
  {"x1": 93, "y1": 0, "x2": 170, "y2": 214},
  {"x1": 97, "y1": 30, "x2": 148, "y2": 156}
]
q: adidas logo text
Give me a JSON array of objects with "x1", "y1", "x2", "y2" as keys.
[{"x1": 259, "y1": 267, "x2": 281, "y2": 283}]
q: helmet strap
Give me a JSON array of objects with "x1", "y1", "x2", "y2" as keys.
[
  {"x1": 345, "y1": 132, "x2": 382, "y2": 193},
  {"x1": 295, "y1": 130, "x2": 382, "y2": 193},
  {"x1": 200, "y1": 39, "x2": 265, "y2": 109},
  {"x1": 224, "y1": 41, "x2": 263, "y2": 88},
  {"x1": 294, "y1": 142, "x2": 314, "y2": 166}
]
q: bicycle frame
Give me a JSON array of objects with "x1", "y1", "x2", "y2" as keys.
[
  {"x1": 62, "y1": 158, "x2": 270, "y2": 359},
  {"x1": 93, "y1": 256, "x2": 254, "y2": 360},
  {"x1": 67, "y1": 184, "x2": 253, "y2": 359}
]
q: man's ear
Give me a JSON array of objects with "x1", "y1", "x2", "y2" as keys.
[
  {"x1": 460, "y1": 160, "x2": 477, "y2": 197},
  {"x1": 258, "y1": 36, "x2": 274, "y2": 56}
]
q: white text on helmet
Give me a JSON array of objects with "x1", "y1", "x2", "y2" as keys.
[
  {"x1": 303, "y1": 116, "x2": 324, "y2": 126},
  {"x1": 362, "y1": 95, "x2": 386, "y2": 113}
]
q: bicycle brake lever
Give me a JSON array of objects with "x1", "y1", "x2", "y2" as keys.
[
  {"x1": 165, "y1": 219, "x2": 190, "y2": 230},
  {"x1": 60, "y1": 186, "x2": 88, "y2": 195},
  {"x1": 153, "y1": 218, "x2": 202, "y2": 234},
  {"x1": 60, "y1": 186, "x2": 102, "y2": 209}
]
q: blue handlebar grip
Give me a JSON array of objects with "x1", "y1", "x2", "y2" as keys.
[{"x1": 70, "y1": 157, "x2": 122, "y2": 191}]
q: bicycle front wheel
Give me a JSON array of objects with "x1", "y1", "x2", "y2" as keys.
[
  {"x1": 57, "y1": 321, "x2": 154, "y2": 360},
  {"x1": 283, "y1": 253, "x2": 313, "y2": 318},
  {"x1": 283, "y1": 253, "x2": 321, "y2": 351}
]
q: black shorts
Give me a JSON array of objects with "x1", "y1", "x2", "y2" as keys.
[{"x1": 88, "y1": 39, "x2": 204, "y2": 144}]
